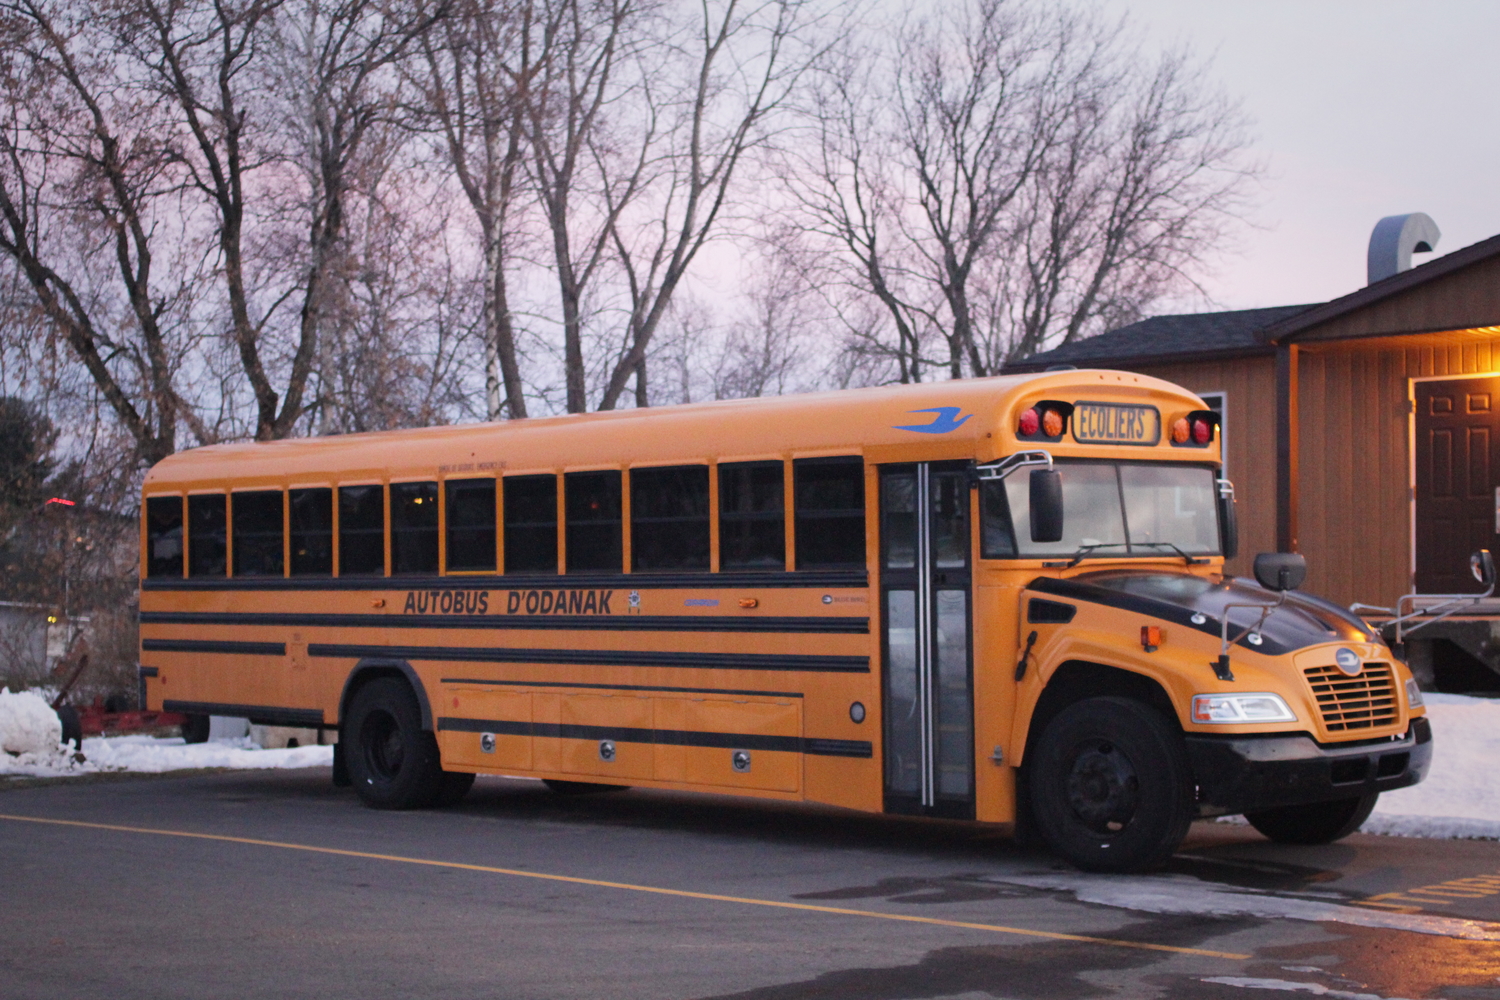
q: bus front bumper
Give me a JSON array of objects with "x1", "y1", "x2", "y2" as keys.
[{"x1": 1184, "y1": 716, "x2": 1432, "y2": 816}]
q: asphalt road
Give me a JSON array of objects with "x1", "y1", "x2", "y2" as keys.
[{"x1": 4, "y1": 769, "x2": 1500, "y2": 999}]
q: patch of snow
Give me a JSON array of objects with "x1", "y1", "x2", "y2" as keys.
[
  {"x1": 1363, "y1": 693, "x2": 1500, "y2": 838},
  {"x1": 984, "y1": 871, "x2": 1500, "y2": 941},
  {"x1": 0, "y1": 688, "x2": 62, "y2": 754},
  {"x1": 0, "y1": 732, "x2": 332, "y2": 778},
  {"x1": 1201, "y1": 977, "x2": 1418, "y2": 1000}
]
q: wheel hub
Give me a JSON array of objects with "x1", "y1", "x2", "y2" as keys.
[
  {"x1": 1065, "y1": 740, "x2": 1139, "y2": 834},
  {"x1": 362, "y1": 710, "x2": 405, "y2": 780}
]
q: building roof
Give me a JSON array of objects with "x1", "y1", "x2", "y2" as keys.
[{"x1": 1005, "y1": 304, "x2": 1320, "y2": 372}]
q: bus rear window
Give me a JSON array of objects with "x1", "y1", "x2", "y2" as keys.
[
  {"x1": 232, "y1": 490, "x2": 284, "y2": 577},
  {"x1": 391, "y1": 481, "x2": 439, "y2": 574},
  {"x1": 187, "y1": 494, "x2": 226, "y2": 577},
  {"x1": 632, "y1": 466, "x2": 709, "y2": 572},
  {"x1": 339, "y1": 485, "x2": 386, "y2": 576},
  {"x1": 146, "y1": 496, "x2": 184, "y2": 578},
  {"x1": 504, "y1": 475, "x2": 557, "y2": 574},
  {"x1": 566, "y1": 471, "x2": 622, "y2": 573},
  {"x1": 290, "y1": 488, "x2": 333, "y2": 576},
  {"x1": 794, "y1": 457, "x2": 865, "y2": 570},
  {"x1": 446, "y1": 479, "x2": 496, "y2": 572},
  {"x1": 720, "y1": 461, "x2": 785, "y2": 571}
]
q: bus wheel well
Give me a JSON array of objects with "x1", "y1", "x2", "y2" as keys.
[
  {"x1": 1024, "y1": 660, "x2": 1178, "y2": 759},
  {"x1": 338, "y1": 659, "x2": 434, "y2": 733}
]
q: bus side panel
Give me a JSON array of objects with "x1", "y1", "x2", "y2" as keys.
[
  {"x1": 971, "y1": 579, "x2": 1025, "y2": 824},
  {"x1": 559, "y1": 692, "x2": 655, "y2": 780},
  {"x1": 438, "y1": 687, "x2": 533, "y2": 770},
  {"x1": 654, "y1": 697, "x2": 801, "y2": 792}
]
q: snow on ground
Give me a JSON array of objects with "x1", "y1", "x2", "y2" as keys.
[
  {"x1": 1360, "y1": 693, "x2": 1500, "y2": 839},
  {"x1": 0, "y1": 733, "x2": 332, "y2": 779}
]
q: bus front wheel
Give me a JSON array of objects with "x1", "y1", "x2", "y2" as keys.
[
  {"x1": 1245, "y1": 792, "x2": 1378, "y2": 844},
  {"x1": 1028, "y1": 696, "x2": 1195, "y2": 873},
  {"x1": 346, "y1": 678, "x2": 448, "y2": 810}
]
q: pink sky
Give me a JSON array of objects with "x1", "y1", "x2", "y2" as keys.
[{"x1": 1099, "y1": 0, "x2": 1500, "y2": 312}]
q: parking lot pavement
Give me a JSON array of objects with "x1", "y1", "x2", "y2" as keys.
[{"x1": 4, "y1": 769, "x2": 1500, "y2": 999}]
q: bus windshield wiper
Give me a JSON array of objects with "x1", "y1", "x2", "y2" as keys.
[{"x1": 1049, "y1": 541, "x2": 1209, "y2": 569}]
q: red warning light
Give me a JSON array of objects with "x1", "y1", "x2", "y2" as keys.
[
  {"x1": 1192, "y1": 419, "x2": 1212, "y2": 445},
  {"x1": 45, "y1": 498, "x2": 76, "y2": 506},
  {"x1": 1018, "y1": 407, "x2": 1040, "y2": 436}
]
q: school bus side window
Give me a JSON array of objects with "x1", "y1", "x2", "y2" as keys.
[
  {"x1": 339, "y1": 485, "x2": 386, "y2": 575},
  {"x1": 146, "y1": 496, "x2": 184, "y2": 578},
  {"x1": 794, "y1": 457, "x2": 865, "y2": 570},
  {"x1": 391, "y1": 481, "x2": 439, "y2": 574},
  {"x1": 233, "y1": 490, "x2": 284, "y2": 577},
  {"x1": 566, "y1": 471, "x2": 622, "y2": 573},
  {"x1": 187, "y1": 494, "x2": 227, "y2": 577},
  {"x1": 632, "y1": 466, "x2": 709, "y2": 572},
  {"x1": 504, "y1": 475, "x2": 557, "y2": 574},
  {"x1": 978, "y1": 482, "x2": 1017, "y2": 558},
  {"x1": 719, "y1": 461, "x2": 785, "y2": 571},
  {"x1": 290, "y1": 488, "x2": 333, "y2": 576},
  {"x1": 446, "y1": 478, "x2": 497, "y2": 572}
]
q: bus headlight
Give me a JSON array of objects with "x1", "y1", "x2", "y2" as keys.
[
  {"x1": 1405, "y1": 677, "x2": 1425, "y2": 708},
  {"x1": 1191, "y1": 693, "x2": 1297, "y2": 724}
]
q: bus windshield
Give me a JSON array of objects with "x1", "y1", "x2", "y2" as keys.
[{"x1": 983, "y1": 460, "x2": 1221, "y2": 559}]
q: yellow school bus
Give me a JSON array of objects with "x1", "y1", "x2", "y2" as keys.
[{"x1": 138, "y1": 370, "x2": 1431, "y2": 872}]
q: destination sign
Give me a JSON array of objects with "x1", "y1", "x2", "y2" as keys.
[{"x1": 1072, "y1": 402, "x2": 1161, "y2": 446}]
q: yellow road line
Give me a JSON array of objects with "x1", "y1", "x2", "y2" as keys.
[{"x1": 0, "y1": 812, "x2": 1247, "y2": 960}]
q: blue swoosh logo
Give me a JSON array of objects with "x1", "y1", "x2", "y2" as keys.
[{"x1": 894, "y1": 407, "x2": 972, "y2": 434}]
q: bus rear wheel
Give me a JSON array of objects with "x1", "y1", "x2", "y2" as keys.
[
  {"x1": 1245, "y1": 792, "x2": 1378, "y2": 844},
  {"x1": 346, "y1": 678, "x2": 447, "y2": 810},
  {"x1": 1028, "y1": 696, "x2": 1194, "y2": 873}
]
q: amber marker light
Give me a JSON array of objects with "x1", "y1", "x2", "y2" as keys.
[
  {"x1": 739, "y1": 598, "x2": 759, "y2": 609},
  {"x1": 1140, "y1": 625, "x2": 1161, "y2": 651},
  {"x1": 1171, "y1": 418, "x2": 1190, "y2": 444},
  {"x1": 1041, "y1": 408, "x2": 1064, "y2": 437}
]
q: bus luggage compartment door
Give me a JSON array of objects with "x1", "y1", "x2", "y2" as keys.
[{"x1": 879, "y1": 462, "x2": 976, "y2": 820}]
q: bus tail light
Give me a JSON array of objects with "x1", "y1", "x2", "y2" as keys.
[{"x1": 1191, "y1": 693, "x2": 1297, "y2": 724}]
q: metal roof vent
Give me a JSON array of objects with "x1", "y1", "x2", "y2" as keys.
[{"x1": 1367, "y1": 213, "x2": 1440, "y2": 285}]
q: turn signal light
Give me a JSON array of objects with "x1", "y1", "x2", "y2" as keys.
[{"x1": 1018, "y1": 407, "x2": 1040, "y2": 435}]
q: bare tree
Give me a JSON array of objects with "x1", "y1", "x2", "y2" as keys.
[
  {"x1": 779, "y1": 0, "x2": 1256, "y2": 379},
  {"x1": 415, "y1": 0, "x2": 533, "y2": 419}
]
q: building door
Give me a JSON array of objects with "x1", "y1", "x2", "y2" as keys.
[
  {"x1": 1414, "y1": 376, "x2": 1500, "y2": 593},
  {"x1": 879, "y1": 462, "x2": 975, "y2": 819}
]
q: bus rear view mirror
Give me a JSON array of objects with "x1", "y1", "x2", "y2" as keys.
[
  {"x1": 1253, "y1": 552, "x2": 1306, "y2": 592},
  {"x1": 1030, "y1": 468, "x2": 1064, "y2": 543},
  {"x1": 1471, "y1": 549, "x2": 1495, "y2": 590}
]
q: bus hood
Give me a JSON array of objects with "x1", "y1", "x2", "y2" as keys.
[{"x1": 1029, "y1": 571, "x2": 1376, "y2": 655}]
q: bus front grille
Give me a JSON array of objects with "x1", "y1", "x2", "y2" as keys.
[{"x1": 1303, "y1": 662, "x2": 1398, "y2": 732}]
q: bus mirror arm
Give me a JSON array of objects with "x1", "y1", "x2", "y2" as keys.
[
  {"x1": 971, "y1": 450, "x2": 1053, "y2": 484},
  {"x1": 1212, "y1": 592, "x2": 1289, "y2": 682},
  {"x1": 1354, "y1": 549, "x2": 1497, "y2": 642}
]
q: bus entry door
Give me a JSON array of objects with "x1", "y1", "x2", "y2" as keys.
[{"x1": 879, "y1": 462, "x2": 975, "y2": 819}]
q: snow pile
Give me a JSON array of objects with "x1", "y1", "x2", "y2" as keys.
[
  {"x1": 0, "y1": 730, "x2": 332, "y2": 779},
  {"x1": 0, "y1": 688, "x2": 63, "y2": 755},
  {"x1": 1365, "y1": 693, "x2": 1500, "y2": 838}
]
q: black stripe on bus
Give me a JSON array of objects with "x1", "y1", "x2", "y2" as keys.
[
  {"x1": 436, "y1": 716, "x2": 872, "y2": 758},
  {"x1": 141, "y1": 570, "x2": 869, "y2": 592},
  {"x1": 138, "y1": 610, "x2": 868, "y2": 635},
  {"x1": 142, "y1": 639, "x2": 287, "y2": 656},
  {"x1": 309, "y1": 644, "x2": 868, "y2": 674},
  {"x1": 162, "y1": 700, "x2": 325, "y2": 727},
  {"x1": 440, "y1": 677, "x2": 804, "y2": 698}
]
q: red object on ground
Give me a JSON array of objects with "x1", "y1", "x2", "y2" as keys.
[{"x1": 75, "y1": 698, "x2": 187, "y2": 736}]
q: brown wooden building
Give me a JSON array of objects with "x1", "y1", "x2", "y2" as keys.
[{"x1": 1009, "y1": 230, "x2": 1500, "y2": 622}]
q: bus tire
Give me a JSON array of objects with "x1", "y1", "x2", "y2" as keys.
[
  {"x1": 542, "y1": 779, "x2": 629, "y2": 795},
  {"x1": 1245, "y1": 792, "x2": 1378, "y2": 845},
  {"x1": 1028, "y1": 696, "x2": 1194, "y2": 873},
  {"x1": 346, "y1": 678, "x2": 445, "y2": 809}
]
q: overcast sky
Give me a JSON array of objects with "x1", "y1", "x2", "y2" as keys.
[{"x1": 1096, "y1": 0, "x2": 1500, "y2": 313}]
